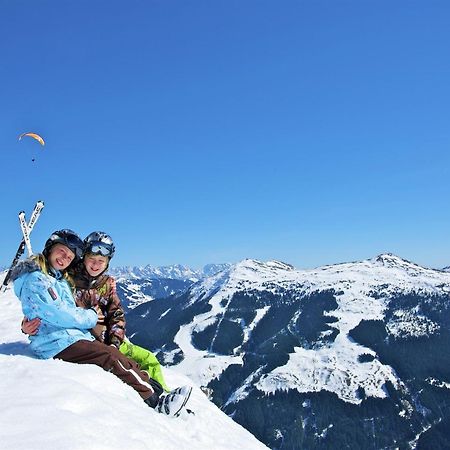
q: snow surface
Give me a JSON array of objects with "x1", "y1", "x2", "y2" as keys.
[
  {"x1": 171, "y1": 254, "x2": 450, "y2": 405},
  {"x1": 386, "y1": 307, "x2": 440, "y2": 338},
  {"x1": 0, "y1": 273, "x2": 267, "y2": 450}
]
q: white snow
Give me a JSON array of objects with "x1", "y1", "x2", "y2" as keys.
[
  {"x1": 387, "y1": 308, "x2": 440, "y2": 338},
  {"x1": 224, "y1": 366, "x2": 266, "y2": 408},
  {"x1": 0, "y1": 273, "x2": 267, "y2": 450},
  {"x1": 426, "y1": 378, "x2": 450, "y2": 390},
  {"x1": 241, "y1": 305, "x2": 271, "y2": 348},
  {"x1": 119, "y1": 280, "x2": 155, "y2": 309}
]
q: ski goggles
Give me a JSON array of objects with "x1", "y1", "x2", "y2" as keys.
[
  {"x1": 51, "y1": 230, "x2": 84, "y2": 259},
  {"x1": 89, "y1": 242, "x2": 114, "y2": 257},
  {"x1": 65, "y1": 239, "x2": 85, "y2": 260}
]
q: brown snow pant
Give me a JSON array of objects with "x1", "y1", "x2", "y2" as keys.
[{"x1": 54, "y1": 339, "x2": 162, "y2": 401}]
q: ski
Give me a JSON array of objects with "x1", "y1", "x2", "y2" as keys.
[
  {"x1": 19, "y1": 211, "x2": 32, "y2": 256},
  {"x1": 2, "y1": 201, "x2": 44, "y2": 289},
  {"x1": 25, "y1": 200, "x2": 44, "y2": 235}
]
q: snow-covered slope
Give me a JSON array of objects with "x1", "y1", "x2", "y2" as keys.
[
  {"x1": 117, "y1": 277, "x2": 193, "y2": 310},
  {"x1": 111, "y1": 264, "x2": 232, "y2": 310},
  {"x1": 170, "y1": 254, "x2": 450, "y2": 404},
  {"x1": 0, "y1": 274, "x2": 267, "y2": 450}
]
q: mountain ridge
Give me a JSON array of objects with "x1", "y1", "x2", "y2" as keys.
[
  {"x1": 124, "y1": 252, "x2": 450, "y2": 448},
  {"x1": 109, "y1": 262, "x2": 232, "y2": 282}
]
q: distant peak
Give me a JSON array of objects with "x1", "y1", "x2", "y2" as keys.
[
  {"x1": 265, "y1": 260, "x2": 295, "y2": 271},
  {"x1": 373, "y1": 253, "x2": 417, "y2": 268},
  {"x1": 376, "y1": 253, "x2": 401, "y2": 261},
  {"x1": 236, "y1": 259, "x2": 295, "y2": 272}
]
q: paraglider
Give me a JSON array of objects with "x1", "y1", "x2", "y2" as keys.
[{"x1": 18, "y1": 132, "x2": 45, "y2": 161}]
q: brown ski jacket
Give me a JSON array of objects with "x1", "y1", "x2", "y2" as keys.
[{"x1": 71, "y1": 264, "x2": 125, "y2": 348}]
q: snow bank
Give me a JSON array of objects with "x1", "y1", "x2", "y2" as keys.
[{"x1": 0, "y1": 277, "x2": 266, "y2": 450}]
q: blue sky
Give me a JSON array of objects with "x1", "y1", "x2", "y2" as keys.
[{"x1": 1, "y1": 0, "x2": 450, "y2": 270}]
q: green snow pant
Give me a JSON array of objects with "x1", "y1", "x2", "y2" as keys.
[{"x1": 119, "y1": 340, "x2": 170, "y2": 392}]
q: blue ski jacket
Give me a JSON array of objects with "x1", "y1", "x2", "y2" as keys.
[{"x1": 13, "y1": 259, "x2": 98, "y2": 359}]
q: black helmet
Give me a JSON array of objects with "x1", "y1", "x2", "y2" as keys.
[
  {"x1": 83, "y1": 231, "x2": 115, "y2": 258},
  {"x1": 43, "y1": 229, "x2": 84, "y2": 260}
]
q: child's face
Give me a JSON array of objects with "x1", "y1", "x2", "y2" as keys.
[
  {"x1": 48, "y1": 244, "x2": 75, "y2": 271},
  {"x1": 84, "y1": 254, "x2": 109, "y2": 277}
]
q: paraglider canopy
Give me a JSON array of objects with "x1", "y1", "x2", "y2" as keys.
[
  {"x1": 18, "y1": 132, "x2": 45, "y2": 146},
  {"x1": 18, "y1": 132, "x2": 45, "y2": 162}
]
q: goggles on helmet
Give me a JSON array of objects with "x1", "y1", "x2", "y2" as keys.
[
  {"x1": 89, "y1": 242, "x2": 114, "y2": 257},
  {"x1": 64, "y1": 235, "x2": 85, "y2": 259}
]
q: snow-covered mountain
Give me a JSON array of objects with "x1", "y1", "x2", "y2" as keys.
[
  {"x1": 116, "y1": 278, "x2": 194, "y2": 310},
  {"x1": 110, "y1": 263, "x2": 232, "y2": 282},
  {"x1": 111, "y1": 263, "x2": 232, "y2": 310},
  {"x1": 125, "y1": 254, "x2": 450, "y2": 449},
  {"x1": 110, "y1": 264, "x2": 201, "y2": 281},
  {"x1": 0, "y1": 272, "x2": 267, "y2": 450}
]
